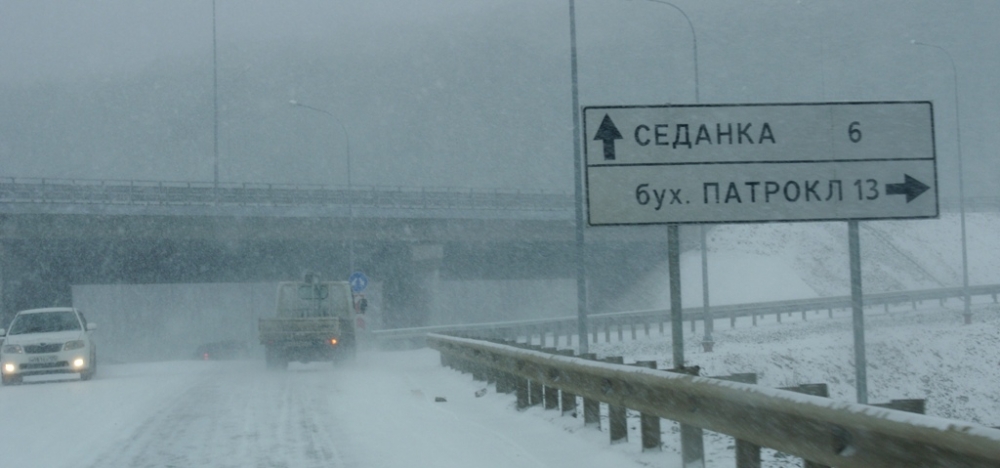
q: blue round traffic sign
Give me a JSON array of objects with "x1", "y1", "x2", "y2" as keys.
[{"x1": 348, "y1": 271, "x2": 369, "y2": 293}]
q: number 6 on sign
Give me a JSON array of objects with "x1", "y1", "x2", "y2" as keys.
[{"x1": 849, "y1": 121, "x2": 862, "y2": 143}]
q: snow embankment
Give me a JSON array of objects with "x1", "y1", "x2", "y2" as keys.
[{"x1": 617, "y1": 212, "x2": 1000, "y2": 308}]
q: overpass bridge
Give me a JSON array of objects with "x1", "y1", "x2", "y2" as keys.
[
  {"x1": 0, "y1": 177, "x2": 574, "y2": 220},
  {"x1": 2, "y1": 177, "x2": 990, "y2": 327},
  {"x1": 0, "y1": 177, "x2": 673, "y2": 326}
]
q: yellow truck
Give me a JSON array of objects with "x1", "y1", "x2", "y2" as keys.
[{"x1": 259, "y1": 279, "x2": 357, "y2": 368}]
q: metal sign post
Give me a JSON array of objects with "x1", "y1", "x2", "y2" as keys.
[
  {"x1": 668, "y1": 224, "x2": 684, "y2": 368},
  {"x1": 848, "y1": 220, "x2": 868, "y2": 403}
]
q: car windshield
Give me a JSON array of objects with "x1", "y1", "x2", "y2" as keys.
[{"x1": 8, "y1": 311, "x2": 81, "y2": 335}]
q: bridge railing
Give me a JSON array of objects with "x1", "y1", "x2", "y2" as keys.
[
  {"x1": 0, "y1": 177, "x2": 573, "y2": 212},
  {"x1": 429, "y1": 334, "x2": 1000, "y2": 467},
  {"x1": 373, "y1": 283, "x2": 1000, "y2": 348}
]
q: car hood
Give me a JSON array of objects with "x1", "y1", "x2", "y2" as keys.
[{"x1": 3, "y1": 330, "x2": 86, "y2": 346}]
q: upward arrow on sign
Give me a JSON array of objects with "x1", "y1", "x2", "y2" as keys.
[{"x1": 593, "y1": 114, "x2": 623, "y2": 160}]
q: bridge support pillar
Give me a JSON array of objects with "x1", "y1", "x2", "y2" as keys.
[
  {"x1": 380, "y1": 243, "x2": 443, "y2": 329},
  {"x1": 0, "y1": 242, "x2": 6, "y2": 320}
]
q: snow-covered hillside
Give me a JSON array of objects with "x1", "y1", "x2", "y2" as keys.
[{"x1": 618, "y1": 212, "x2": 1000, "y2": 308}]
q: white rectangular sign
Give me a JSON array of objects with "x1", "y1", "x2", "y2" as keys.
[{"x1": 583, "y1": 101, "x2": 938, "y2": 225}]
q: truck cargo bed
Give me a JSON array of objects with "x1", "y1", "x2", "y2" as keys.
[{"x1": 258, "y1": 317, "x2": 341, "y2": 344}]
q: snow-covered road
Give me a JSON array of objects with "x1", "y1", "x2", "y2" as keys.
[
  {"x1": 2, "y1": 303, "x2": 997, "y2": 468},
  {"x1": 0, "y1": 351, "x2": 648, "y2": 468}
]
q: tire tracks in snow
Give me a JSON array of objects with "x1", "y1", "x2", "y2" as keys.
[{"x1": 85, "y1": 362, "x2": 359, "y2": 468}]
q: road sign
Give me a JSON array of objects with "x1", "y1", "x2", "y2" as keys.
[
  {"x1": 348, "y1": 271, "x2": 368, "y2": 293},
  {"x1": 583, "y1": 101, "x2": 938, "y2": 225}
]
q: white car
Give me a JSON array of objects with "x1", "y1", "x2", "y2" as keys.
[{"x1": 0, "y1": 307, "x2": 97, "y2": 385}]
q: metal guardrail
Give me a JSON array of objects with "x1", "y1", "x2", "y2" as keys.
[
  {"x1": 429, "y1": 334, "x2": 1000, "y2": 467},
  {"x1": 374, "y1": 283, "x2": 1000, "y2": 347},
  {"x1": 0, "y1": 177, "x2": 573, "y2": 213}
]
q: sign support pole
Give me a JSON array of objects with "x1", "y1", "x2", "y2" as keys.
[
  {"x1": 568, "y1": 0, "x2": 588, "y2": 355},
  {"x1": 668, "y1": 223, "x2": 684, "y2": 368},
  {"x1": 701, "y1": 225, "x2": 713, "y2": 351},
  {"x1": 669, "y1": 224, "x2": 702, "y2": 467},
  {"x1": 848, "y1": 220, "x2": 868, "y2": 404}
]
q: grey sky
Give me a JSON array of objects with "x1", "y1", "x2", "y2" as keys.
[{"x1": 0, "y1": 1, "x2": 997, "y2": 198}]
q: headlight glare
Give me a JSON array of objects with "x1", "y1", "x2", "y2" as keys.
[
  {"x1": 63, "y1": 340, "x2": 86, "y2": 351},
  {"x1": 3, "y1": 363, "x2": 15, "y2": 373},
  {"x1": 72, "y1": 358, "x2": 86, "y2": 369},
  {"x1": 1, "y1": 344, "x2": 23, "y2": 354}
]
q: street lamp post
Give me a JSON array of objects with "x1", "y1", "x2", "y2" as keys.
[
  {"x1": 645, "y1": 0, "x2": 713, "y2": 351},
  {"x1": 212, "y1": 0, "x2": 219, "y2": 189},
  {"x1": 912, "y1": 40, "x2": 971, "y2": 324},
  {"x1": 288, "y1": 100, "x2": 355, "y2": 274}
]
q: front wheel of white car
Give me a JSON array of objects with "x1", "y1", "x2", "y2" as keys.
[
  {"x1": 1, "y1": 373, "x2": 22, "y2": 386},
  {"x1": 80, "y1": 353, "x2": 97, "y2": 381}
]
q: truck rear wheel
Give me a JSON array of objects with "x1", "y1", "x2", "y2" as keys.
[{"x1": 265, "y1": 347, "x2": 285, "y2": 370}]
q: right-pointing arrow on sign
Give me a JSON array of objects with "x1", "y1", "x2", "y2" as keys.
[{"x1": 885, "y1": 174, "x2": 931, "y2": 203}]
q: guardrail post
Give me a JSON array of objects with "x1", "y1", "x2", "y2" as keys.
[
  {"x1": 630, "y1": 320, "x2": 637, "y2": 340},
  {"x1": 496, "y1": 342, "x2": 516, "y2": 394},
  {"x1": 730, "y1": 311, "x2": 736, "y2": 328},
  {"x1": 605, "y1": 320, "x2": 611, "y2": 343},
  {"x1": 644, "y1": 320, "x2": 650, "y2": 337},
  {"x1": 557, "y1": 350, "x2": 578, "y2": 416},
  {"x1": 604, "y1": 356, "x2": 628, "y2": 445},
  {"x1": 541, "y1": 348, "x2": 559, "y2": 410},
  {"x1": 776, "y1": 311, "x2": 782, "y2": 323},
  {"x1": 670, "y1": 365, "x2": 705, "y2": 468},
  {"x1": 801, "y1": 309, "x2": 807, "y2": 320},
  {"x1": 617, "y1": 321, "x2": 624, "y2": 342},
  {"x1": 516, "y1": 363, "x2": 530, "y2": 410},
  {"x1": 780, "y1": 383, "x2": 829, "y2": 468},
  {"x1": 528, "y1": 346, "x2": 544, "y2": 407},
  {"x1": 752, "y1": 313, "x2": 757, "y2": 326},
  {"x1": 581, "y1": 353, "x2": 601, "y2": 428},
  {"x1": 472, "y1": 353, "x2": 488, "y2": 382},
  {"x1": 496, "y1": 368, "x2": 514, "y2": 394},
  {"x1": 712, "y1": 373, "x2": 760, "y2": 468},
  {"x1": 829, "y1": 308, "x2": 834, "y2": 318},
  {"x1": 873, "y1": 399, "x2": 925, "y2": 414},
  {"x1": 452, "y1": 356, "x2": 467, "y2": 373},
  {"x1": 634, "y1": 360, "x2": 661, "y2": 451}
]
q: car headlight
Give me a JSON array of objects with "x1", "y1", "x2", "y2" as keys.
[
  {"x1": 63, "y1": 340, "x2": 86, "y2": 351},
  {"x1": 1, "y1": 344, "x2": 23, "y2": 354}
]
